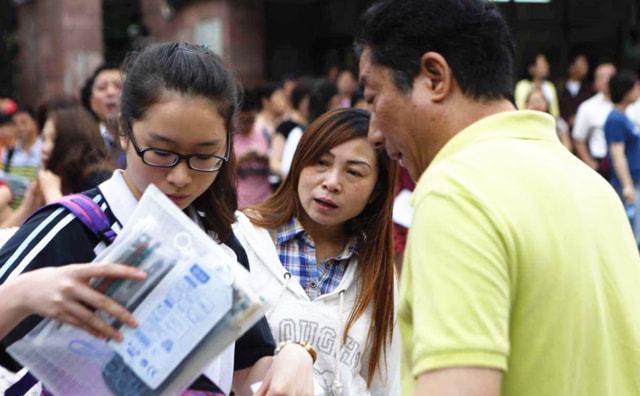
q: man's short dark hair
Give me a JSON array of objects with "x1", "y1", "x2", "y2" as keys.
[
  {"x1": 609, "y1": 70, "x2": 638, "y2": 104},
  {"x1": 0, "y1": 113, "x2": 13, "y2": 126},
  {"x1": 255, "y1": 81, "x2": 282, "y2": 110},
  {"x1": 568, "y1": 51, "x2": 588, "y2": 66},
  {"x1": 355, "y1": 0, "x2": 515, "y2": 101},
  {"x1": 291, "y1": 77, "x2": 314, "y2": 110},
  {"x1": 239, "y1": 87, "x2": 259, "y2": 112},
  {"x1": 13, "y1": 104, "x2": 35, "y2": 119}
]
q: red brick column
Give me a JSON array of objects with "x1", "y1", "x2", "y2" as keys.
[
  {"x1": 15, "y1": 0, "x2": 103, "y2": 107},
  {"x1": 140, "y1": 0, "x2": 265, "y2": 86}
]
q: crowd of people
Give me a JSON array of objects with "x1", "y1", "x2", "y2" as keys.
[
  {"x1": 512, "y1": 50, "x2": 640, "y2": 245},
  {"x1": 0, "y1": 0, "x2": 638, "y2": 395}
]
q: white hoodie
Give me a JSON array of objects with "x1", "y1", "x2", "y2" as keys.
[{"x1": 233, "y1": 213, "x2": 400, "y2": 396}]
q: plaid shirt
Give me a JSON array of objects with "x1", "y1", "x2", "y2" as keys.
[{"x1": 275, "y1": 217, "x2": 357, "y2": 300}]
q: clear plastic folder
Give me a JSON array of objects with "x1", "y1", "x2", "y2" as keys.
[{"x1": 8, "y1": 184, "x2": 266, "y2": 395}]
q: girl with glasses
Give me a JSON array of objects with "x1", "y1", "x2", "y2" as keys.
[{"x1": 0, "y1": 42, "x2": 314, "y2": 395}]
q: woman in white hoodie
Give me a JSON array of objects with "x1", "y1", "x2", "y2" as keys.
[{"x1": 239, "y1": 108, "x2": 400, "y2": 395}]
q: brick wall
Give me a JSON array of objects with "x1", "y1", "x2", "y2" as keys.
[
  {"x1": 15, "y1": 0, "x2": 103, "y2": 107},
  {"x1": 140, "y1": 0, "x2": 265, "y2": 87}
]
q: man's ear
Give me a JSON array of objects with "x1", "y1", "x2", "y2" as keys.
[{"x1": 417, "y1": 51, "x2": 453, "y2": 103}]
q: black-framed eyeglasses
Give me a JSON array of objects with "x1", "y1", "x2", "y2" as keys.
[{"x1": 125, "y1": 121, "x2": 230, "y2": 172}]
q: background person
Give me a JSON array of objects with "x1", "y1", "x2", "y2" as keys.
[
  {"x1": 526, "y1": 88, "x2": 572, "y2": 150},
  {"x1": 81, "y1": 63, "x2": 125, "y2": 168},
  {"x1": 558, "y1": 52, "x2": 594, "y2": 130},
  {"x1": 356, "y1": 1, "x2": 640, "y2": 395},
  {"x1": 233, "y1": 88, "x2": 272, "y2": 209},
  {"x1": 38, "y1": 103, "x2": 113, "y2": 203},
  {"x1": 604, "y1": 70, "x2": 640, "y2": 245},
  {"x1": 572, "y1": 62, "x2": 617, "y2": 176},
  {"x1": 271, "y1": 77, "x2": 314, "y2": 180},
  {"x1": 281, "y1": 79, "x2": 340, "y2": 176},
  {"x1": 515, "y1": 52, "x2": 560, "y2": 117}
]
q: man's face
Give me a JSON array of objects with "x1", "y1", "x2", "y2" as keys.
[
  {"x1": 359, "y1": 48, "x2": 430, "y2": 181},
  {"x1": 529, "y1": 55, "x2": 549, "y2": 80},
  {"x1": 594, "y1": 63, "x2": 616, "y2": 94},
  {"x1": 12, "y1": 112, "x2": 38, "y2": 142},
  {"x1": 570, "y1": 55, "x2": 589, "y2": 80}
]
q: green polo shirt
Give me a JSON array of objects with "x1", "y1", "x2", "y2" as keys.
[{"x1": 399, "y1": 110, "x2": 640, "y2": 395}]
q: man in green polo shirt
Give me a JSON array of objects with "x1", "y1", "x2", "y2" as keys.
[{"x1": 356, "y1": 1, "x2": 640, "y2": 395}]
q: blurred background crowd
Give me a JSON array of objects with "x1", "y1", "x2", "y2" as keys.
[{"x1": 2, "y1": 0, "x2": 640, "y2": 255}]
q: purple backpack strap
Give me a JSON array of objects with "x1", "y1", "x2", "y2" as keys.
[{"x1": 29, "y1": 193, "x2": 116, "y2": 244}]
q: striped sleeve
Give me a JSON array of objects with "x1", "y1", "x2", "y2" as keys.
[{"x1": 0, "y1": 205, "x2": 103, "y2": 284}]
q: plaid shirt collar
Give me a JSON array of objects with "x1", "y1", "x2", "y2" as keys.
[{"x1": 276, "y1": 217, "x2": 358, "y2": 261}]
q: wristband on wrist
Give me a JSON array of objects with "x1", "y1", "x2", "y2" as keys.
[{"x1": 274, "y1": 340, "x2": 317, "y2": 363}]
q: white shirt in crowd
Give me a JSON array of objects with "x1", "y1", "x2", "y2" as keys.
[{"x1": 572, "y1": 93, "x2": 613, "y2": 159}]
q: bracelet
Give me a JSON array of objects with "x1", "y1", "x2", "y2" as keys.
[{"x1": 274, "y1": 340, "x2": 317, "y2": 363}]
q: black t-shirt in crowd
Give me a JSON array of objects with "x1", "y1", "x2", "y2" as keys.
[{"x1": 275, "y1": 119, "x2": 304, "y2": 140}]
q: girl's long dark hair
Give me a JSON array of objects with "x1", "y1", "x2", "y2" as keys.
[
  {"x1": 46, "y1": 105, "x2": 112, "y2": 194},
  {"x1": 119, "y1": 42, "x2": 239, "y2": 241},
  {"x1": 248, "y1": 108, "x2": 397, "y2": 385}
]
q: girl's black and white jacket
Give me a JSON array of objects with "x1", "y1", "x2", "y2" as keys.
[{"x1": 0, "y1": 170, "x2": 275, "y2": 394}]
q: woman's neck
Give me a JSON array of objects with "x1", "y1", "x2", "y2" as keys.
[
  {"x1": 121, "y1": 170, "x2": 143, "y2": 201},
  {"x1": 258, "y1": 111, "x2": 277, "y2": 128},
  {"x1": 300, "y1": 216, "x2": 348, "y2": 263},
  {"x1": 290, "y1": 110, "x2": 307, "y2": 125},
  {"x1": 532, "y1": 77, "x2": 544, "y2": 86},
  {"x1": 20, "y1": 135, "x2": 36, "y2": 151},
  {"x1": 615, "y1": 102, "x2": 630, "y2": 112}
]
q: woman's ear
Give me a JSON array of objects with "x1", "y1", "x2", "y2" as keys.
[
  {"x1": 118, "y1": 116, "x2": 130, "y2": 150},
  {"x1": 417, "y1": 51, "x2": 453, "y2": 103}
]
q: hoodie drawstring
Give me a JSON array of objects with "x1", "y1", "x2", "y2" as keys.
[
  {"x1": 331, "y1": 289, "x2": 345, "y2": 396},
  {"x1": 266, "y1": 271, "x2": 292, "y2": 319}
]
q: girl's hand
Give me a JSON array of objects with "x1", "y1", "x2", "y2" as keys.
[
  {"x1": 623, "y1": 184, "x2": 636, "y2": 205},
  {"x1": 21, "y1": 181, "x2": 44, "y2": 212},
  {"x1": 13, "y1": 263, "x2": 146, "y2": 340},
  {"x1": 254, "y1": 343, "x2": 314, "y2": 396}
]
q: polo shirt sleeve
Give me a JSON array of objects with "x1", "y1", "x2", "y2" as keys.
[{"x1": 405, "y1": 188, "x2": 511, "y2": 378}]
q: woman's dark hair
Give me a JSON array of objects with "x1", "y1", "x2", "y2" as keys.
[
  {"x1": 37, "y1": 96, "x2": 78, "y2": 130},
  {"x1": 308, "y1": 79, "x2": 338, "y2": 123},
  {"x1": 351, "y1": 87, "x2": 365, "y2": 107},
  {"x1": 46, "y1": 105, "x2": 112, "y2": 194},
  {"x1": 520, "y1": 51, "x2": 547, "y2": 80},
  {"x1": 120, "y1": 42, "x2": 239, "y2": 241},
  {"x1": 239, "y1": 87, "x2": 259, "y2": 113},
  {"x1": 81, "y1": 62, "x2": 121, "y2": 120},
  {"x1": 525, "y1": 88, "x2": 550, "y2": 113},
  {"x1": 249, "y1": 108, "x2": 397, "y2": 385},
  {"x1": 255, "y1": 81, "x2": 283, "y2": 111},
  {"x1": 355, "y1": 0, "x2": 515, "y2": 100},
  {"x1": 290, "y1": 77, "x2": 314, "y2": 111},
  {"x1": 609, "y1": 70, "x2": 638, "y2": 104}
]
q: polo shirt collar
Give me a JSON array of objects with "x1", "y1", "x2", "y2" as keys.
[{"x1": 431, "y1": 110, "x2": 557, "y2": 167}]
